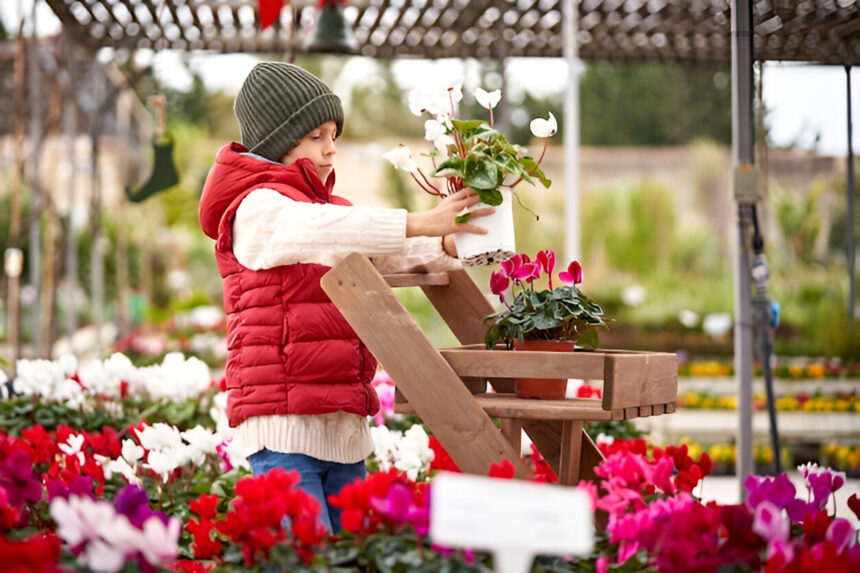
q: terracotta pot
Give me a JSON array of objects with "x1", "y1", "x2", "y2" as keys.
[
  {"x1": 513, "y1": 339, "x2": 575, "y2": 399},
  {"x1": 452, "y1": 186, "x2": 516, "y2": 266}
]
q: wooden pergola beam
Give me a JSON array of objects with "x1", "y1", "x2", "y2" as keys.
[{"x1": 42, "y1": 0, "x2": 859, "y2": 66}]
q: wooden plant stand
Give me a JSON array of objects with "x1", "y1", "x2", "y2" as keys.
[{"x1": 321, "y1": 253, "x2": 678, "y2": 485}]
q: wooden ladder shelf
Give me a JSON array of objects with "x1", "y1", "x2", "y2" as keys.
[{"x1": 321, "y1": 253, "x2": 678, "y2": 485}]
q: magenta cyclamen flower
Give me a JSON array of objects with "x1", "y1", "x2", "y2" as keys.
[
  {"x1": 500, "y1": 254, "x2": 540, "y2": 281},
  {"x1": 536, "y1": 250, "x2": 556, "y2": 288},
  {"x1": 744, "y1": 473, "x2": 797, "y2": 511},
  {"x1": 799, "y1": 463, "x2": 846, "y2": 508},
  {"x1": 370, "y1": 482, "x2": 428, "y2": 535},
  {"x1": 558, "y1": 260, "x2": 583, "y2": 285}
]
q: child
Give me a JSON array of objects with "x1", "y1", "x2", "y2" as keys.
[{"x1": 198, "y1": 62, "x2": 492, "y2": 533}]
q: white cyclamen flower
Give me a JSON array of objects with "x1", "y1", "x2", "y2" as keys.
[
  {"x1": 137, "y1": 515, "x2": 181, "y2": 567},
  {"x1": 382, "y1": 146, "x2": 418, "y2": 173},
  {"x1": 678, "y1": 309, "x2": 700, "y2": 328},
  {"x1": 474, "y1": 87, "x2": 502, "y2": 109},
  {"x1": 181, "y1": 425, "x2": 222, "y2": 464},
  {"x1": 145, "y1": 449, "x2": 187, "y2": 482},
  {"x1": 121, "y1": 439, "x2": 144, "y2": 464},
  {"x1": 106, "y1": 456, "x2": 139, "y2": 485},
  {"x1": 529, "y1": 111, "x2": 558, "y2": 138},
  {"x1": 137, "y1": 423, "x2": 183, "y2": 452},
  {"x1": 702, "y1": 313, "x2": 733, "y2": 339},
  {"x1": 59, "y1": 433, "x2": 86, "y2": 465},
  {"x1": 424, "y1": 119, "x2": 456, "y2": 154}
]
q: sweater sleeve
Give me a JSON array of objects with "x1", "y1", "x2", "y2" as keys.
[
  {"x1": 371, "y1": 236, "x2": 463, "y2": 274},
  {"x1": 232, "y1": 188, "x2": 408, "y2": 270}
]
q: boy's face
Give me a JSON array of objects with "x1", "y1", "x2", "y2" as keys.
[{"x1": 280, "y1": 120, "x2": 338, "y2": 182}]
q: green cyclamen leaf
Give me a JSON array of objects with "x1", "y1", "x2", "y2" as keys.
[
  {"x1": 463, "y1": 157, "x2": 500, "y2": 190},
  {"x1": 455, "y1": 213, "x2": 472, "y2": 224},
  {"x1": 451, "y1": 118, "x2": 485, "y2": 131}
]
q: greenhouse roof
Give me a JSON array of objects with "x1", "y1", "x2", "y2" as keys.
[{"x1": 44, "y1": 0, "x2": 859, "y2": 66}]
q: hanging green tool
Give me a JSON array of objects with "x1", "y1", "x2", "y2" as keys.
[
  {"x1": 126, "y1": 0, "x2": 179, "y2": 203},
  {"x1": 125, "y1": 94, "x2": 179, "y2": 202}
]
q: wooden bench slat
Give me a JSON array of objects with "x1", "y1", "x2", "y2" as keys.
[
  {"x1": 652, "y1": 403, "x2": 666, "y2": 415},
  {"x1": 383, "y1": 272, "x2": 450, "y2": 287},
  {"x1": 639, "y1": 405, "x2": 653, "y2": 417}
]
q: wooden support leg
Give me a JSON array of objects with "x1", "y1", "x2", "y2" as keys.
[
  {"x1": 500, "y1": 419, "x2": 522, "y2": 454},
  {"x1": 522, "y1": 420, "x2": 604, "y2": 484},
  {"x1": 559, "y1": 420, "x2": 584, "y2": 485},
  {"x1": 322, "y1": 254, "x2": 531, "y2": 479}
]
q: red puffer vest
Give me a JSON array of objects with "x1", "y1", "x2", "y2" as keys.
[{"x1": 199, "y1": 143, "x2": 379, "y2": 427}]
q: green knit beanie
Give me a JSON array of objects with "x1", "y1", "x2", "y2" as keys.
[{"x1": 234, "y1": 62, "x2": 344, "y2": 162}]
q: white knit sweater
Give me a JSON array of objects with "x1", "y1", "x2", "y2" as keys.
[{"x1": 229, "y1": 188, "x2": 461, "y2": 463}]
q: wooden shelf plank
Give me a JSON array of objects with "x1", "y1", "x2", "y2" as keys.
[
  {"x1": 395, "y1": 393, "x2": 623, "y2": 421},
  {"x1": 439, "y1": 348, "x2": 607, "y2": 380}
]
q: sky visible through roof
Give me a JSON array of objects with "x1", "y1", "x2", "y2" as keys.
[{"x1": 2, "y1": 1, "x2": 858, "y2": 158}]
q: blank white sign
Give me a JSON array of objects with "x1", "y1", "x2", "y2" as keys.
[{"x1": 430, "y1": 472, "x2": 594, "y2": 573}]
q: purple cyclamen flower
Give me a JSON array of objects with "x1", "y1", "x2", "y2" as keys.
[
  {"x1": 0, "y1": 449, "x2": 43, "y2": 507},
  {"x1": 45, "y1": 475, "x2": 95, "y2": 502},
  {"x1": 114, "y1": 484, "x2": 168, "y2": 528}
]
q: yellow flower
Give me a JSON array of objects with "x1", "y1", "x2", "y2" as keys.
[
  {"x1": 789, "y1": 365, "x2": 804, "y2": 378},
  {"x1": 807, "y1": 363, "x2": 826, "y2": 378}
]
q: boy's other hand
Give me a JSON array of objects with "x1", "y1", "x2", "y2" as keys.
[{"x1": 406, "y1": 190, "x2": 495, "y2": 238}]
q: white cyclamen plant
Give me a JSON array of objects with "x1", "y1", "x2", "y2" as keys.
[{"x1": 384, "y1": 80, "x2": 558, "y2": 219}]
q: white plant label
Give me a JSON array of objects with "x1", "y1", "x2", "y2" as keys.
[{"x1": 430, "y1": 472, "x2": 594, "y2": 573}]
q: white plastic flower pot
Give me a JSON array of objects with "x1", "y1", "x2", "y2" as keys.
[{"x1": 453, "y1": 186, "x2": 516, "y2": 266}]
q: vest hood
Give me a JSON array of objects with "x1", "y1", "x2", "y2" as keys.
[{"x1": 198, "y1": 142, "x2": 336, "y2": 239}]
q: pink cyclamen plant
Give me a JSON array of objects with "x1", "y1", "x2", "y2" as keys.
[{"x1": 484, "y1": 250, "x2": 606, "y2": 349}]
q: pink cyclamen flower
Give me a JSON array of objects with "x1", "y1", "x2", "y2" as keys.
[
  {"x1": 558, "y1": 260, "x2": 583, "y2": 285},
  {"x1": 752, "y1": 501, "x2": 790, "y2": 545},
  {"x1": 489, "y1": 271, "x2": 510, "y2": 303},
  {"x1": 500, "y1": 254, "x2": 539, "y2": 281},
  {"x1": 372, "y1": 380, "x2": 395, "y2": 427},
  {"x1": 825, "y1": 517, "x2": 856, "y2": 553}
]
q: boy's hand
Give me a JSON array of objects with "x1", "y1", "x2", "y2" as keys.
[{"x1": 406, "y1": 190, "x2": 495, "y2": 238}]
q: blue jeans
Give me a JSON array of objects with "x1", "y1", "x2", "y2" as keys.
[{"x1": 248, "y1": 449, "x2": 366, "y2": 533}]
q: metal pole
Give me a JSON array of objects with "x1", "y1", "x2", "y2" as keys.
[
  {"x1": 28, "y1": 0, "x2": 43, "y2": 357},
  {"x1": 8, "y1": 15, "x2": 27, "y2": 369},
  {"x1": 846, "y1": 63, "x2": 855, "y2": 329},
  {"x1": 731, "y1": 0, "x2": 757, "y2": 498},
  {"x1": 563, "y1": 0, "x2": 580, "y2": 262},
  {"x1": 64, "y1": 34, "x2": 79, "y2": 346}
]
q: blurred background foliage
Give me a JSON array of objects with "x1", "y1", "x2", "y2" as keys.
[{"x1": 1, "y1": 55, "x2": 856, "y2": 364}]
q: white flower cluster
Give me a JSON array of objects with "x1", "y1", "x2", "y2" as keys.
[
  {"x1": 130, "y1": 352, "x2": 211, "y2": 402},
  {"x1": 370, "y1": 424, "x2": 435, "y2": 481},
  {"x1": 12, "y1": 352, "x2": 212, "y2": 406},
  {"x1": 13, "y1": 355, "x2": 85, "y2": 408},
  {"x1": 51, "y1": 495, "x2": 180, "y2": 573},
  {"x1": 137, "y1": 422, "x2": 224, "y2": 483}
]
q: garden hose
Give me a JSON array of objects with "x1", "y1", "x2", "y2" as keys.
[{"x1": 751, "y1": 205, "x2": 782, "y2": 474}]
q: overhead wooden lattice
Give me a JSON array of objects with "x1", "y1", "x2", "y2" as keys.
[{"x1": 45, "y1": 0, "x2": 860, "y2": 65}]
